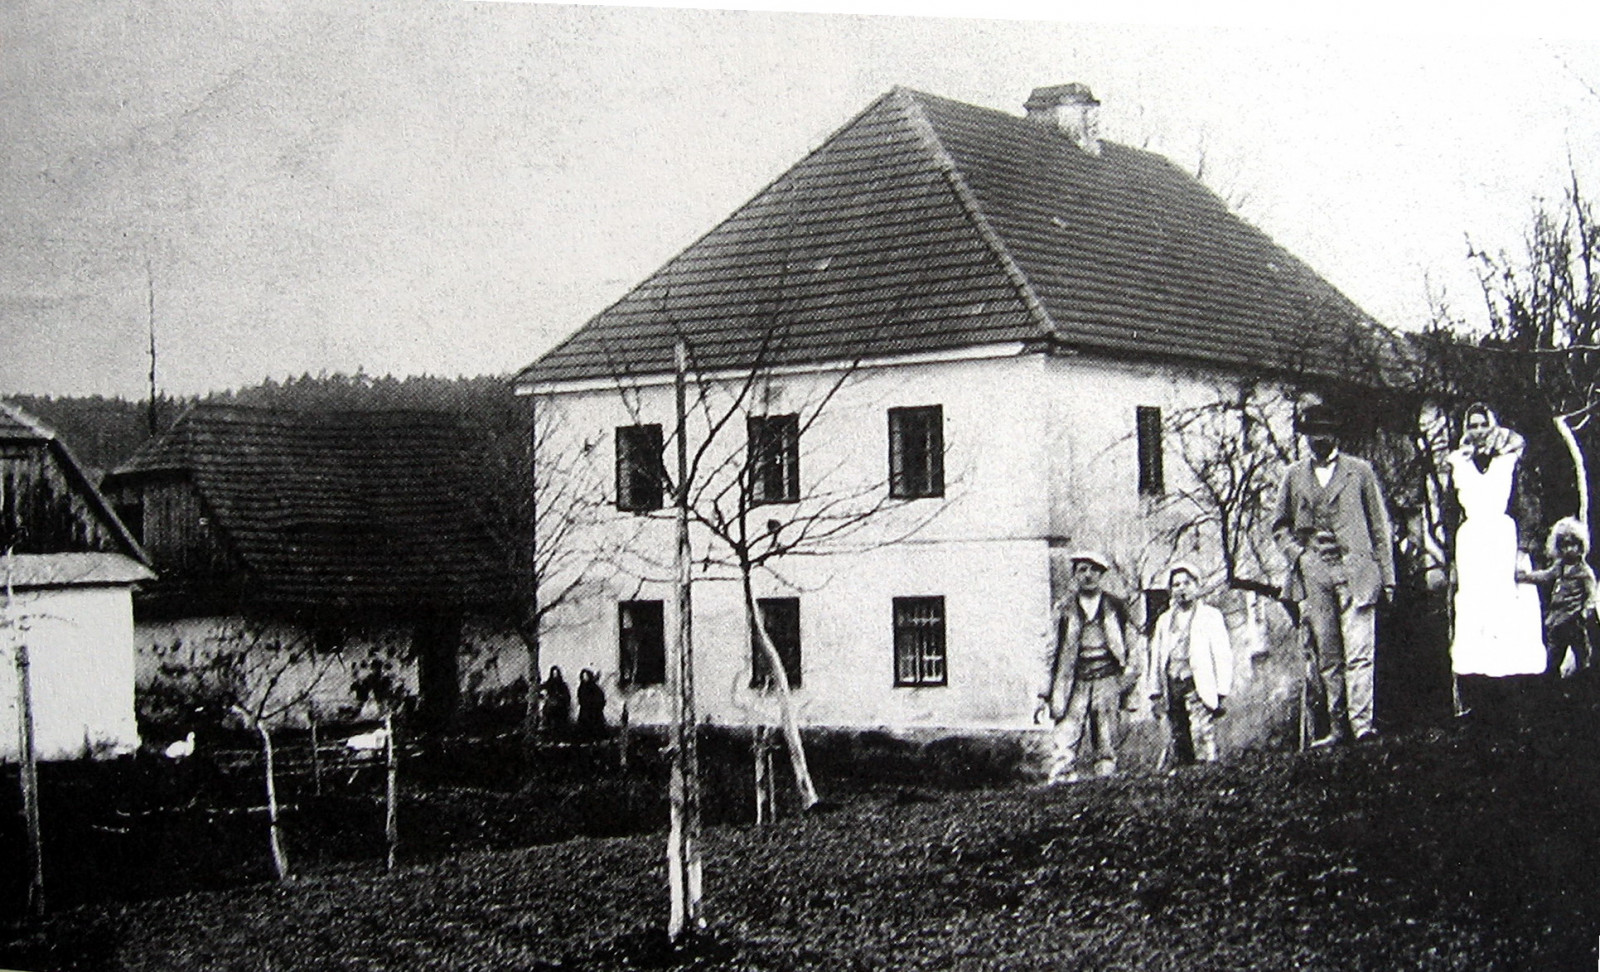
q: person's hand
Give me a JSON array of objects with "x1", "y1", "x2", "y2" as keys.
[{"x1": 1381, "y1": 584, "x2": 1395, "y2": 606}]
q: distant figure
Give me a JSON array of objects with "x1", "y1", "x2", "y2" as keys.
[
  {"x1": 1518, "y1": 516, "x2": 1598, "y2": 680},
  {"x1": 1147, "y1": 563, "x2": 1233, "y2": 765},
  {"x1": 576, "y1": 668, "x2": 607, "y2": 739},
  {"x1": 1272, "y1": 402, "x2": 1394, "y2": 746},
  {"x1": 541, "y1": 666, "x2": 571, "y2": 737}
]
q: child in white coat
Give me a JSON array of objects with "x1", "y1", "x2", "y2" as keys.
[{"x1": 1147, "y1": 563, "x2": 1235, "y2": 764}]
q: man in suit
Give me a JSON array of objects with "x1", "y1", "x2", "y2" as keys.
[
  {"x1": 1147, "y1": 562, "x2": 1234, "y2": 764},
  {"x1": 1272, "y1": 403, "x2": 1395, "y2": 745},
  {"x1": 1039, "y1": 551, "x2": 1141, "y2": 783}
]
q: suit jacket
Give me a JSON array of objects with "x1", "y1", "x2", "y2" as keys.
[
  {"x1": 1042, "y1": 592, "x2": 1140, "y2": 721},
  {"x1": 1146, "y1": 601, "x2": 1234, "y2": 711},
  {"x1": 1272, "y1": 453, "x2": 1395, "y2": 608}
]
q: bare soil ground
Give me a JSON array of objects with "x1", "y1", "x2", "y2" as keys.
[{"x1": 4, "y1": 679, "x2": 1600, "y2": 971}]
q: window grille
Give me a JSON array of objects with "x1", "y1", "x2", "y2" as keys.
[{"x1": 893, "y1": 596, "x2": 947, "y2": 687}]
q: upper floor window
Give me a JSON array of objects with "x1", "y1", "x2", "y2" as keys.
[
  {"x1": 893, "y1": 596, "x2": 947, "y2": 687},
  {"x1": 616, "y1": 424, "x2": 664, "y2": 512},
  {"x1": 750, "y1": 597, "x2": 802, "y2": 690},
  {"x1": 1136, "y1": 406, "x2": 1164, "y2": 496},
  {"x1": 888, "y1": 405, "x2": 944, "y2": 499},
  {"x1": 747, "y1": 414, "x2": 800, "y2": 505},
  {"x1": 618, "y1": 599, "x2": 666, "y2": 688}
]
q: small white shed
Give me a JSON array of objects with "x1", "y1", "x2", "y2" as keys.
[{"x1": 1, "y1": 553, "x2": 153, "y2": 760}]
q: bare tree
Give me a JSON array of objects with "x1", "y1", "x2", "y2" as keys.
[
  {"x1": 1464, "y1": 169, "x2": 1600, "y2": 524},
  {"x1": 1155, "y1": 382, "x2": 1298, "y2": 595},
  {"x1": 153, "y1": 620, "x2": 341, "y2": 882}
]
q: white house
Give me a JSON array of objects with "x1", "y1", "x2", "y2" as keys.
[
  {"x1": 1, "y1": 402, "x2": 153, "y2": 761},
  {"x1": 514, "y1": 85, "x2": 1394, "y2": 742}
]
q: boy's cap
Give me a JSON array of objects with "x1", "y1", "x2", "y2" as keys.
[{"x1": 1069, "y1": 550, "x2": 1111, "y2": 571}]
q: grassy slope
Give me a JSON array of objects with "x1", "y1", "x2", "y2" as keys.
[{"x1": 8, "y1": 684, "x2": 1600, "y2": 972}]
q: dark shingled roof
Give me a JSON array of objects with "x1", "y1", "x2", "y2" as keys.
[
  {"x1": 104, "y1": 404, "x2": 516, "y2": 613},
  {"x1": 517, "y1": 87, "x2": 1391, "y2": 387},
  {"x1": 1, "y1": 400, "x2": 150, "y2": 565}
]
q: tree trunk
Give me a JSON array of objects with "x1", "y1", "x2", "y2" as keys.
[
  {"x1": 253, "y1": 719, "x2": 290, "y2": 882},
  {"x1": 519, "y1": 619, "x2": 543, "y2": 757},
  {"x1": 666, "y1": 337, "x2": 703, "y2": 942},
  {"x1": 753, "y1": 724, "x2": 776, "y2": 825},
  {"x1": 1555, "y1": 413, "x2": 1589, "y2": 526},
  {"x1": 743, "y1": 574, "x2": 820, "y2": 810}
]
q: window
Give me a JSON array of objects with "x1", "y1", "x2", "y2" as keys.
[
  {"x1": 751, "y1": 597, "x2": 802, "y2": 690},
  {"x1": 888, "y1": 406, "x2": 944, "y2": 499},
  {"x1": 616, "y1": 424, "x2": 664, "y2": 512},
  {"x1": 618, "y1": 600, "x2": 666, "y2": 688},
  {"x1": 893, "y1": 596, "x2": 947, "y2": 687},
  {"x1": 747, "y1": 414, "x2": 800, "y2": 504},
  {"x1": 1142, "y1": 587, "x2": 1171, "y2": 638},
  {"x1": 1136, "y1": 406, "x2": 1164, "y2": 496}
]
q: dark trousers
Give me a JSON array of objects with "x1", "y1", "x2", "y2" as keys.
[{"x1": 1548, "y1": 616, "x2": 1592, "y2": 678}]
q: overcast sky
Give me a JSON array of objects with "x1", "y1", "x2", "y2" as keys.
[{"x1": 4, "y1": 1, "x2": 1600, "y2": 398}]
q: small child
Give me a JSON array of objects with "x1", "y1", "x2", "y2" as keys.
[{"x1": 1518, "y1": 517, "x2": 1599, "y2": 678}]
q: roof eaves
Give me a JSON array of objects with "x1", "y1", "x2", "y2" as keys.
[{"x1": 897, "y1": 89, "x2": 1061, "y2": 346}]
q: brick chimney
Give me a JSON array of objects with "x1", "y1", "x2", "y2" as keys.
[{"x1": 1024, "y1": 83, "x2": 1101, "y2": 155}]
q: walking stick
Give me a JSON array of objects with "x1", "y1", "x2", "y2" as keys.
[{"x1": 1299, "y1": 625, "x2": 1313, "y2": 752}]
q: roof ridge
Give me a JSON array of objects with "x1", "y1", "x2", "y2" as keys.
[{"x1": 894, "y1": 89, "x2": 1061, "y2": 345}]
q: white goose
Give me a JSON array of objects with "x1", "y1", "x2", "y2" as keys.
[
  {"x1": 344, "y1": 727, "x2": 390, "y2": 756},
  {"x1": 163, "y1": 731, "x2": 196, "y2": 760}
]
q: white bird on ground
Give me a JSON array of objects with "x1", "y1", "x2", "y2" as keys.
[
  {"x1": 344, "y1": 727, "x2": 389, "y2": 756},
  {"x1": 163, "y1": 731, "x2": 196, "y2": 760}
]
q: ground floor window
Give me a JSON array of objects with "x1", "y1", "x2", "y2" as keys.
[
  {"x1": 893, "y1": 596, "x2": 947, "y2": 686},
  {"x1": 618, "y1": 600, "x2": 666, "y2": 687},
  {"x1": 751, "y1": 597, "x2": 801, "y2": 689}
]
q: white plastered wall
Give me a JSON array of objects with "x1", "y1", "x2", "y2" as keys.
[{"x1": 0, "y1": 585, "x2": 141, "y2": 762}]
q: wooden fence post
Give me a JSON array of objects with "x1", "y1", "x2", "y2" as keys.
[
  {"x1": 384, "y1": 712, "x2": 398, "y2": 872},
  {"x1": 16, "y1": 635, "x2": 44, "y2": 917},
  {"x1": 309, "y1": 705, "x2": 323, "y2": 797}
]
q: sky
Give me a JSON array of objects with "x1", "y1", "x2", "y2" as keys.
[{"x1": 3, "y1": 1, "x2": 1600, "y2": 399}]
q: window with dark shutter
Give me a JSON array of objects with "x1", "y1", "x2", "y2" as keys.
[
  {"x1": 747, "y1": 414, "x2": 800, "y2": 504},
  {"x1": 1137, "y1": 406, "x2": 1164, "y2": 496},
  {"x1": 618, "y1": 600, "x2": 666, "y2": 688},
  {"x1": 615, "y1": 424, "x2": 665, "y2": 512},
  {"x1": 750, "y1": 597, "x2": 802, "y2": 690},
  {"x1": 888, "y1": 405, "x2": 944, "y2": 499},
  {"x1": 893, "y1": 596, "x2": 947, "y2": 687}
]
